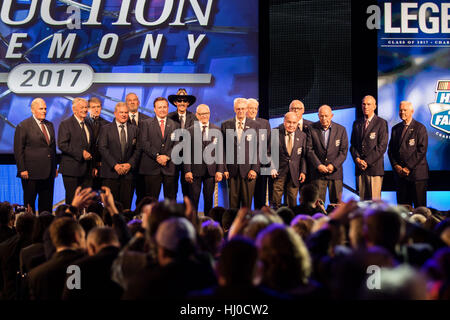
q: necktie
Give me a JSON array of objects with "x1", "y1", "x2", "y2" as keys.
[
  {"x1": 160, "y1": 119, "x2": 165, "y2": 138},
  {"x1": 180, "y1": 115, "x2": 185, "y2": 129},
  {"x1": 202, "y1": 125, "x2": 208, "y2": 148},
  {"x1": 287, "y1": 133, "x2": 293, "y2": 156},
  {"x1": 400, "y1": 124, "x2": 409, "y2": 143},
  {"x1": 237, "y1": 121, "x2": 243, "y2": 141},
  {"x1": 119, "y1": 124, "x2": 126, "y2": 160},
  {"x1": 80, "y1": 121, "x2": 88, "y2": 145},
  {"x1": 298, "y1": 121, "x2": 303, "y2": 132},
  {"x1": 40, "y1": 121, "x2": 50, "y2": 145},
  {"x1": 362, "y1": 118, "x2": 369, "y2": 138},
  {"x1": 365, "y1": 119, "x2": 370, "y2": 129},
  {"x1": 131, "y1": 114, "x2": 137, "y2": 126}
]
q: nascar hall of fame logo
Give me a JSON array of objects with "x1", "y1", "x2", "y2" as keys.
[{"x1": 429, "y1": 80, "x2": 450, "y2": 140}]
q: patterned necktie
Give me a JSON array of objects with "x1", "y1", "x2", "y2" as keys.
[
  {"x1": 119, "y1": 124, "x2": 126, "y2": 160},
  {"x1": 180, "y1": 115, "x2": 185, "y2": 129},
  {"x1": 237, "y1": 121, "x2": 243, "y2": 141},
  {"x1": 287, "y1": 133, "x2": 293, "y2": 156},
  {"x1": 131, "y1": 114, "x2": 137, "y2": 126},
  {"x1": 40, "y1": 121, "x2": 50, "y2": 145},
  {"x1": 160, "y1": 119, "x2": 165, "y2": 138}
]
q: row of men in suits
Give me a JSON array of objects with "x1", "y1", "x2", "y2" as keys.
[{"x1": 13, "y1": 92, "x2": 428, "y2": 214}]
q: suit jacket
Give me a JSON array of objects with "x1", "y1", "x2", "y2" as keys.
[
  {"x1": 306, "y1": 121, "x2": 348, "y2": 180},
  {"x1": 58, "y1": 115, "x2": 94, "y2": 177},
  {"x1": 388, "y1": 119, "x2": 429, "y2": 181},
  {"x1": 254, "y1": 117, "x2": 271, "y2": 167},
  {"x1": 85, "y1": 115, "x2": 109, "y2": 166},
  {"x1": 221, "y1": 118, "x2": 260, "y2": 178},
  {"x1": 138, "y1": 117, "x2": 179, "y2": 176},
  {"x1": 127, "y1": 111, "x2": 150, "y2": 129},
  {"x1": 272, "y1": 127, "x2": 307, "y2": 187},
  {"x1": 184, "y1": 122, "x2": 225, "y2": 177},
  {"x1": 168, "y1": 110, "x2": 195, "y2": 129},
  {"x1": 62, "y1": 246, "x2": 122, "y2": 300},
  {"x1": 14, "y1": 117, "x2": 57, "y2": 180},
  {"x1": 98, "y1": 121, "x2": 139, "y2": 179},
  {"x1": 350, "y1": 115, "x2": 388, "y2": 176},
  {"x1": 27, "y1": 249, "x2": 85, "y2": 300},
  {"x1": 300, "y1": 118, "x2": 313, "y2": 133}
]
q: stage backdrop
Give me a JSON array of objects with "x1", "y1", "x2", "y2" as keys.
[{"x1": 0, "y1": 0, "x2": 259, "y2": 210}]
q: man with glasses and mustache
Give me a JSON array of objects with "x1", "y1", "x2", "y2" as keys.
[{"x1": 168, "y1": 89, "x2": 197, "y2": 199}]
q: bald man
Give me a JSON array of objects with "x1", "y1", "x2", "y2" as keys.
[
  {"x1": 289, "y1": 100, "x2": 313, "y2": 132},
  {"x1": 350, "y1": 96, "x2": 388, "y2": 200},
  {"x1": 14, "y1": 98, "x2": 57, "y2": 213},
  {"x1": 184, "y1": 104, "x2": 224, "y2": 215},
  {"x1": 270, "y1": 112, "x2": 307, "y2": 208},
  {"x1": 306, "y1": 105, "x2": 348, "y2": 204},
  {"x1": 388, "y1": 101, "x2": 428, "y2": 207}
]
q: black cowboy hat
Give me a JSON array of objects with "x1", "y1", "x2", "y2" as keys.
[{"x1": 168, "y1": 88, "x2": 196, "y2": 107}]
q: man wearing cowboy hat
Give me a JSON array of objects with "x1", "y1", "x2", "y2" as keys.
[{"x1": 168, "y1": 88, "x2": 197, "y2": 198}]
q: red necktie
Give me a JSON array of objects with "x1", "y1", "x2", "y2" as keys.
[
  {"x1": 160, "y1": 119, "x2": 165, "y2": 138},
  {"x1": 40, "y1": 121, "x2": 50, "y2": 145}
]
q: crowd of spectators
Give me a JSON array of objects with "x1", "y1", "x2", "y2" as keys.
[{"x1": 0, "y1": 184, "x2": 449, "y2": 300}]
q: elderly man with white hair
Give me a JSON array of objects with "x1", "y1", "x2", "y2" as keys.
[
  {"x1": 388, "y1": 101, "x2": 428, "y2": 208},
  {"x1": 306, "y1": 105, "x2": 348, "y2": 204},
  {"x1": 221, "y1": 98, "x2": 260, "y2": 208},
  {"x1": 289, "y1": 99, "x2": 313, "y2": 132}
]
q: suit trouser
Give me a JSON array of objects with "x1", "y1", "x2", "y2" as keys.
[
  {"x1": 62, "y1": 174, "x2": 93, "y2": 205},
  {"x1": 254, "y1": 173, "x2": 269, "y2": 209},
  {"x1": 271, "y1": 173, "x2": 298, "y2": 208},
  {"x1": 144, "y1": 174, "x2": 176, "y2": 200},
  {"x1": 189, "y1": 175, "x2": 215, "y2": 215},
  {"x1": 312, "y1": 179, "x2": 343, "y2": 204},
  {"x1": 135, "y1": 174, "x2": 146, "y2": 206},
  {"x1": 358, "y1": 175, "x2": 383, "y2": 201},
  {"x1": 228, "y1": 175, "x2": 256, "y2": 209},
  {"x1": 21, "y1": 177, "x2": 54, "y2": 213},
  {"x1": 175, "y1": 165, "x2": 190, "y2": 198},
  {"x1": 397, "y1": 178, "x2": 427, "y2": 208},
  {"x1": 103, "y1": 177, "x2": 135, "y2": 210}
]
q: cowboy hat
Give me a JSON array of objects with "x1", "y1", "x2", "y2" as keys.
[{"x1": 168, "y1": 88, "x2": 196, "y2": 107}]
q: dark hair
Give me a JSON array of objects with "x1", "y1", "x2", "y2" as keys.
[
  {"x1": 31, "y1": 213, "x2": 54, "y2": 243},
  {"x1": 86, "y1": 202, "x2": 104, "y2": 216},
  {"x1": 300, "y1": 184, "x2": 320, "y2": 203},
  {"x1": 54, "y1": 204, "x2": 71, "y2": 218},
  {"x1": 199, "y1": 220, "x2": 223, "y2": 258},
  {"x1": 88, "y1": 227, "x2": 119, "y2": 247},
  {"x1": 134, "y1": 196, "x2": 157, "y2": 216},
  {"x1": 88, "y1": 96, "x2": 102, "y2": 105},
  {"x1": 147, "y1": 200, "x2": 184, "y2": 239},
  {"x1": 153, "y1": 97, "x2": 168, "y2": 107},
  {"x1": 207, "y1": 206, "x2": 226, "y2": 226},
  {"x1": 276, "y1": 207, "x2": 295, "y2": 225},
  {"x1": 49, "y1": 218, "x2": 84, "y2": 248},
  {"x1": 217, "y1": 237, "x2": 258, "y2": 285},
  {"x1": 15, "y1": 213, "x2": 36, "y2": 235},
  {"x1": 222, "y1": 208, "x2": 238, "y2": 232},
  {"x1": 79, "y1": 213, "x2": 104, "y2": 235},
  {"x1": 0, "y1": 201, "x2": 13, "y2": 225},
  {"x1": 365, "y1": 208, "x2": 404, "y2": 254}
]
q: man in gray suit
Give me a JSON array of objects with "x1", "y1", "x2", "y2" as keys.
[
  {"x1": 306, "y1": 105, "x2": 348, "y2": 204},
  {"x1": 14, "y1": 98, "x2": 57, "y2": 213}
]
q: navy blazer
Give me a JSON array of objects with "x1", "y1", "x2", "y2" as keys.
[
  {"x1": 58, "y1": 115, "x2": 94, "y2": 177},
  {"x1": 300, "y1": 118, "x2": 313, "y2": 133},
  {"x1": 14, "y1": 117, "x2": 57, "y2": 180},
  {"x1": 271, "y1": 127, "x2": 307, "y2": 187},
  {"x1": 306, "y1": 121, "x2": 348, "y2": 180},
  {"x1": 168, "y1": 110, "x2": 196, "y2": 129},
  {"x1": 86, "y1": 115, "x2": 109, "y2": 166},
  {"x1": 388, "y1": 119, "x2": 429, "y2": 181},
  {"x1": 221, "y1": 118, "x2": 260, "y2": 178},
  {"x1": 98, "y1": 122, "x2": 139, "y2": 179},
  {"x1": 254, "y1": 117, "x2": 271, "y2": 167},
  {"x1": 127, "y1": 112, "x2": 151, "y2": 130},
  {"x1": 138, "y1": 117, "x2": 179, "y2": 176},
  {"x1": 184, "y1": 122, "x2": 225, "y2": 177},
  {"x1": 350, "y1": 115, "x2": 389, "y2": 176}
]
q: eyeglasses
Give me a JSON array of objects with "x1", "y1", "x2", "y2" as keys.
[
  {"x1": 197, "y1": 112, "x2": 210, "y2": 116},
  {"x1": 176, "y1": 99, "x2": 188, "y2": 103}
]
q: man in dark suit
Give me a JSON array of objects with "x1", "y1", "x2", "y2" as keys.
[
  {"x1": 289, "y1": 99, "x2": 313, "y2": 133},
  {"x1": 168, "y1": 89, "x2": 197, "y2": 199},
  {"x1": 58, "y1": 98, "x2": 94, "y2": 204},
  {"x1": 126, "y1": 92, "x2": 151, "y2": 205},
  {"x1": 139, "y1": 97, "x2": 179, "y2": 200},
  {"x1": 221, "y1": 98, "x2": 260, "y2": 208},
  {"x1": 27, "y1": 218, "x2": 86, "y2": 300},
  {"x1": 388, "y1": 101, "x2": 429, "y2": 208},
  {"x1": 306, "y1": 105, "x2": 348, "y2": 204},
  {"x1": 184, "y1": 104, "x2": 224, "y2": 215},
  {"x1": 86, "y1": 97, "x2": 109, "y2": 190},
  {"x1": 247, "y1": 98, "x2": 272, "y2": 209},
  {"x1": 14, "y1": 98, "x2": 57, "y2": 213},
  {"x1": 350, "y1": 95, "x2": 389, "y2": 200},
  {"x1": 98, "y1": 102, "x2": 139, "y2": 209},
  {"x1": 62, "y1": 227, "x2": 122, "y2": 300},
  {"x1": 270, "y1": 112, "x2": 307, "y2": 208}
]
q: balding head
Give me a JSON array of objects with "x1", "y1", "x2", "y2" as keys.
[
  {"x1": 318, "y1": 105, "x2": 333, "y2": 129},
  {"x1": 284, "y1": 112, "x2": 299, "y2": 133},
  {"x1": 289, "y1": 100, "x2": 305, "y2": 119},
  {"x1": 126, "y1": 93, "x2": 140, "y2": 113},
  {"x1": 196, "y1": 104, "x2": 210, "y2": 124}
]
